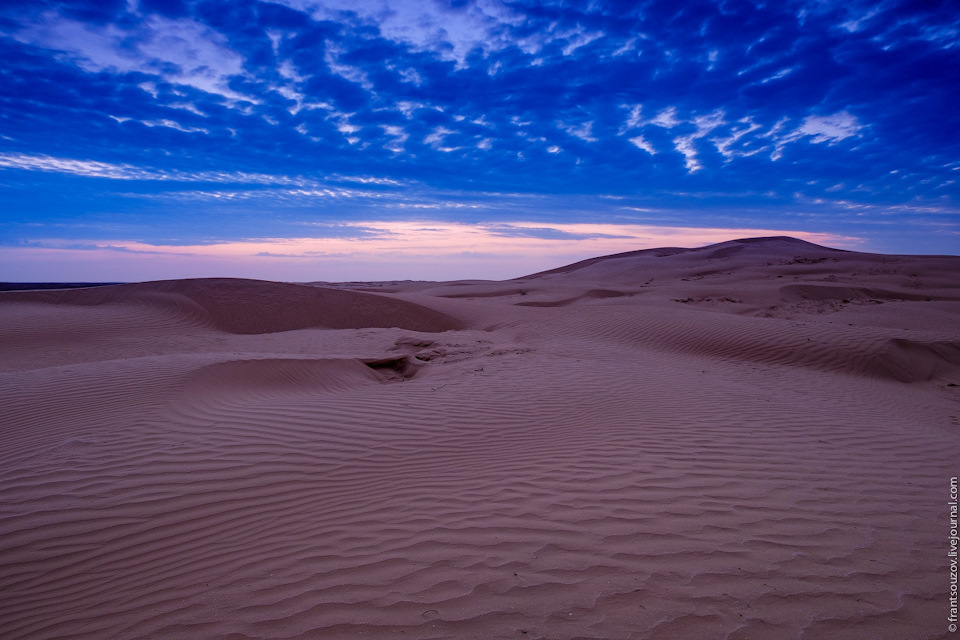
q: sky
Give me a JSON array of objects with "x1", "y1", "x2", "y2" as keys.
[{"x1": 0, "y1": 0, "x2": 958, "y2": 282}]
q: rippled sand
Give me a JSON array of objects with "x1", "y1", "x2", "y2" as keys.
[{"x1": 1, "y1": 236, "x2": 958, "y2": 639}]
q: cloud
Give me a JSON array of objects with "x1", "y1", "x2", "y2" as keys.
[
  {"x1": 671, "y1": 111, "x2": 726, "y2": 173},
  {"x1": 324, "y1": 41, "x2": 373, "y2": 90},
  {"x1": 0, "y1": 153, "x2": 401, "y2": 188},
  {"x1": 334, "y1": 175, "x2": 404, "y2": 186},
  {"x1": 8, "y1": 11, "x2": 252, "y2": 103},
  {"x1": 141, "y1": 119, "x2": 209, "y2": 134},
  {"x1": 397, "y1": 67, "x2": 423, "y2": 85},
  {"x1": 270, "y1": 0, "x2": 525, "y2": 67},
  {"x1": 796, "y1": 112, "x2": 864, "y2": 144},
  {"x1": 134, "y1": 187, "x2": 382, "y2": 202},
  {"x1": 6, "y1": 220, "x2": 861, "y2": 281},
  {"x1": 558, "y1": 120, "x2": 597, "y2": 143},
  {"x1": 0, "y1": 153, "x2": 159, "y2": 180},
  {"x1": 0, "y1": 0, "x2": 955, "y2": 263},
  {"x1": 629, "y1": 135, "x2": 656, "y2": 155},
  {"x1": 838, "y1": 4, "x2": 885, "y2": 33},
  {"x1": 712, "y1": 120, "x2": 763, "y2": 160},
  {"x1": 650, "y1": 107, "x2": 682, "y2": 129},
  {"x1": 382, "y1": 125, "x2": 409, "y2": 152},
  {"x1": 424, "y1": 126, "x2": 457, "y2": 149},
  {"x1": 760, "y1": 67, "x2": 794, "y2": 83},
  {"x1": 620, "y1": 104, "x2": 644, "y2": 133},
  {"x1": 672, "y1": 137, "x2": 701, "y2": 172},
  {"x1": 558, "y1": 25, "x2": 604, "y2": 56},
  {"x1": 767, "y1": 111, "x2": 864, "y2": 160},
  {"x1": 614, "y1": 103, "x2": 865, "y2": 170},
  {"x1": 484, "y1": 223, "x2": 630, "y2": 240}
]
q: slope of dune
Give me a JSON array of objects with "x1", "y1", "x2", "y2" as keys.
[
  {"x1": 0, "y1": 277, "x2": 464, "y2": 335},
  {"x1": 1, "y1": 238, "x2": 958, "y2": 640}
]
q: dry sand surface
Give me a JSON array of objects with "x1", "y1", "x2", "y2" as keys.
[{"x1": 1, "y1": 236, "x2": 959, "y2": 640}]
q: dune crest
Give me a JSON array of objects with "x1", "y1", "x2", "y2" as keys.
[{"x1": 1, "y1": 277, "x2": 464, "y2": 334}]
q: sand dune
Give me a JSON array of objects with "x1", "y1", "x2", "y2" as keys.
[
  {"x1": 1, "y1": 237, "x2": 958, "y2": 639},
  {"x1": 1, "y1": 277, "x2": 463, "y2": 335}
]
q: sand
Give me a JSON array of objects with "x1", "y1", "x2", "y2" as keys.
[{"x1": 1, "y1": 236, "x2": 958, "y2": 639}]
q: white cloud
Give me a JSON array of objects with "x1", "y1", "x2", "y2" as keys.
[
  {"x1": 382, "y1": 125, "x2": 409, "y2": 152},
  {"x1": 712, "y1": 119, "x2": 762, "y2": 160},
  {"x1": 142, "y1": 119, "x2": 209, "y2": 134},
  {"x1": 559, "y1": 25, "x2": 604, "y2": 56},
  {"x1": 139, "y1": 81, "x2": 159, "y2": 98},
  {"x1": 275, "y1": 85, "x2": 305, "y2": 112},
  {"x1": 395, "y1": 100, "x2": 429, "y2": 118},
  {"x1": 707, "y1": 49, "x2": 719, "y2": 70},
  {"x1": 0, "y1": 152, "x2": 400, "y2": 187},
  {"x1": 558, "y1": 120, "x2": 597, "y2": 142},
  {"x1": 840, "y1": 5, "x2": 884, "y2": 33},
  {"x1": 266, "y1": 30, "x2": 284, "y2": 56},
  {"x1": 915, "y1": 22, "x2": 960, "y2": 50},
  {"x1": 762, "y1": 117, "x2": 791, "y2": 160},
  {"x1": 137, "y1": 187, "x2": 377, "y2": 202},
  {"x1": 547, "y1": 145, "x2": 562, "y2": 154},
  {"x1": 693, "y1": 111, "x2": 726, "y2": 134},
  {"x1": 650, "y1": 107, "x2": 681, "y2": 129},
  {"x1": 8, "y1": 222, "x2": 861, "y2": 282},
  {"x1": 615, "y1": 104, "x2": 862, "y2": 170},
  {"x1": 167, "y1": 102, "x2": 206, "y2": 117},
  {"x1": 761, "y1": 67, "x2": 794, "y2": 83},
  {"x1": 273, "y1": 60, "x2": 333, "y2": 115},
  {"x1": 0, "y1": 153, "x2": 157, "y2": 180},
  {"x1": 671, "y1": 111, "x2": 725, "y2": 173},
  {"x1": 424, "y1": 126, "x2": 456, "y2": 148},
  {"x1": 620, "y1": 104, "x2": 644, "y2": 133},
  {"x1": 673, "y1": 137, "x2": 701, "y2": 172},
  {"x1": 334, "y1": 175, "x2": 403, "y2": 186},
  {"x1": 10, "y1": 12, "x2": 253, "y2": 103},
  {"x1": 272, "y1": 0, "x2": 524, "y2": 68},
  {"x1": 267, "y1": 0, "x2": 619, "y2": 69},
  {"x1": 325, "y1": 110, "x2": 363, "y2": 142},
  {"x1": 398, "y1": 67, "x2": 423, "y2": 85},
  {"x1": 324, "y1": 42, "x2": 372, "y2": 90},
  {"x1": 389, "y1": 202, "x2": 480, "y2": 210},
  {"x1": 278, "y1": 60, "x2": 305, "y2": 83},
  {"x1": 613, "y1": 36, "x2": 639, "y2": 57},
  {"x1": 629, "y1": 135, "x2": 656, "y2": 155},
  {"x1": 796, "y1": 112, "x2": 863, "y2": 144},
  {"x1": 766, "y1": 111, "x2": 864, "y2": 160}
]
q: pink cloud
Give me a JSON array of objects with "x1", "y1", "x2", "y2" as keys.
[{"x1": 3, "y1": 222, "x2": 862, "y2": 282}]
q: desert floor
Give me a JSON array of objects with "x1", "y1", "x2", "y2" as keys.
[{"x1": 2, "y1": 237, "x2": 959, "y2": 639}]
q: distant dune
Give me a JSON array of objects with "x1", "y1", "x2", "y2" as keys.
[
  {"x1": 1, "y1": 237, "x2": 958, "y2": 639},
  {"x1": 0, "y1": 282, "x2": 121, "y2": 292}
]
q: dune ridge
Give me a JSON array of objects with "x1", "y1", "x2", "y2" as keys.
[
  {"x1": 0, "y1": 277, "x2": 463, "y2": 335},
  {"x1": 1, "y1": 237, "x2": 957, "y2": 639}
]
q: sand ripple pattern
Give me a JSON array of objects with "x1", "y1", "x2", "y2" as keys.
[
  {"x1": 1, "y1": 243, "x2": 958, "y2": 640},
  {"x1": 0, "y1": 341, "x2": 951, "y2": 639}
]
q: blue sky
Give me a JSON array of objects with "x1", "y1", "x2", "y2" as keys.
[{"x1": 0, "y1": 0, "x2": 957, "y2": 281}]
